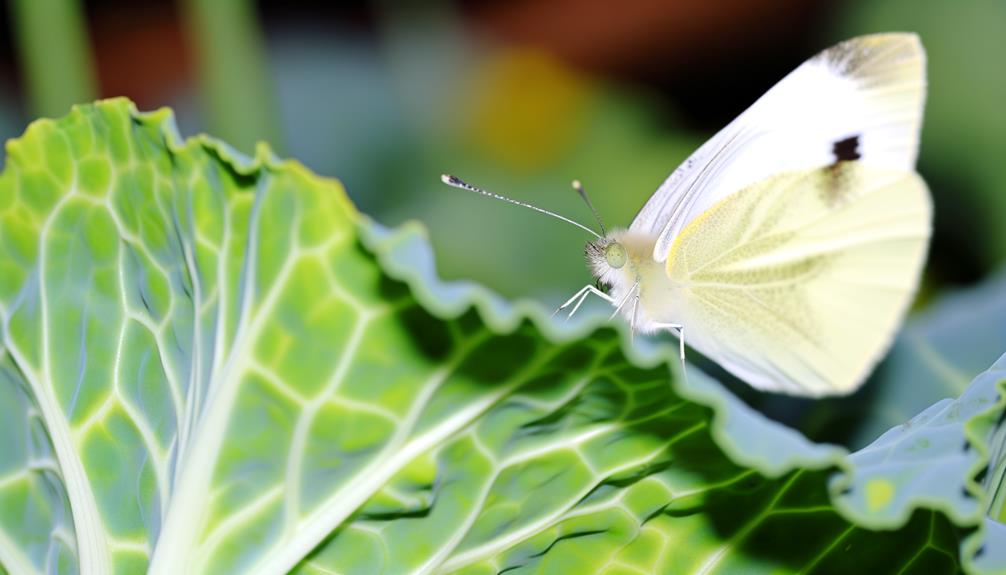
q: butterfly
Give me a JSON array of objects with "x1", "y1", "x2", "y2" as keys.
[{"x1": 443, "y1": 33, "x2": 931, "y2": 397}]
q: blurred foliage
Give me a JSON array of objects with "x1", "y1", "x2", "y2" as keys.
[
  {"x1": 9, "y1": 0, "x2": 97, "y2": 118},
  {"x1": 182, "y1": 0, "x2": 281, "y2": 153}
]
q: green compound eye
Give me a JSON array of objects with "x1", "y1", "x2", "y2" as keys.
[{"x1": 605, "y1": 242, "x2": 627, "y2": 269}]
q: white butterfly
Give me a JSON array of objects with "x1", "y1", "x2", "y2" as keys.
[{"x1": 444, "y1": 33, "x2": 931, "y2": 397}]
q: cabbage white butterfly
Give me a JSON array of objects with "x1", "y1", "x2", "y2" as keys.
[{"x1": 443, "y1": 33, "x2": 931, "y2": 397}]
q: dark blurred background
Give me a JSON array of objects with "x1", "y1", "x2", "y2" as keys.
[{"x1": 0, "y1": 0, "x2": 1003, "y2": 320}]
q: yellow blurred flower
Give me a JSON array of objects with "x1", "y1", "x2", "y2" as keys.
[{"x1": 462, "y1": 48, "x2": 593, "y2": 172}]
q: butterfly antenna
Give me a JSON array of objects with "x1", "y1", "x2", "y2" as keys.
[
  {"x1": 571, "y1": 180, "x2": 606, "y2": 236},
  {"x1": 441, "y1": 174, "x2": 602, "y2": 239}
]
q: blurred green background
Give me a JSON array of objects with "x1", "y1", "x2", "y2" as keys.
[{"x1": 0, "y1": 0, "x2": 1003, "y2": 329}]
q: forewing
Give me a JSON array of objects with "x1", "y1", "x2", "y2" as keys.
[
  {"x1": 666, "y1": 164, "x2": 931, "y2": 396},
  {"x1": 632, "y1": 33, "x2": 926, "y2": 263}
]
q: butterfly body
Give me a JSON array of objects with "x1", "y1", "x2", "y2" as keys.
[{"x1": 586, "y1": 230, "x2": 682, "y2": 334}]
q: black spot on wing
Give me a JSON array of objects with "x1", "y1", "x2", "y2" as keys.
[
  {"x1": 821, "y1": 152, "x2": 859, "y2": 207},
  {"x1": 832, "y1": 135, "x2": 861, "y2": 162}
]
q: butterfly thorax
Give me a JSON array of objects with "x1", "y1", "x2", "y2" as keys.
[{"x1": 585, "y1": 230, "x2": 682, "y2": 333}]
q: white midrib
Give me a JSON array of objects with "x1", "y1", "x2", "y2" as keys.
[
  {"x1": 4, "y1": 345, "x2": 112, "y2": 575},
  {"x1": 17, "y1": 186, "x2": 114, "y2": 575},
  {"x1": 146, "y1": 347, "x2": 248, "y2": 574},
  {"x1": 0, "y1": 502, "x2": 43, "y2": 575},
  {"x1": 247, "y1": 379, "x2": 525, "y2": 575},
  {"x1": 148, "y1": 188, "x2": 278, "y2": 575},
  {"x1": 248, "y1": 344, "x2": 561, "y2": 575}
]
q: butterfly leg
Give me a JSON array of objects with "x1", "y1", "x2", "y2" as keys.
[
  {"x1": 552, "y1": 284, "x2": 614, "y2": 320},
  {"x1": 629, "y1": 290, "x2": 641, "y2": 343},
  {"x1": 652, "y1": 322, "x2": 686, "y2": 362},
  {"x1": 607, "y1": 281, "x2": 639, "y2": 321},
  {"x1": 552, "y1": 285, "x2": 592, "y2": 318}
]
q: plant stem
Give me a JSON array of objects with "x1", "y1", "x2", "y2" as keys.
[
  {"x1": 10, "y1": 0, "x2": 98, "y2": 118},
  {"x1": 182, "y1": 0, "x2": 282, "y2": 154}
]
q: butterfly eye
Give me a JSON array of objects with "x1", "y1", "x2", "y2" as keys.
[{"x1": 605, "y1": 243, "x2": 627, "y2": 269}]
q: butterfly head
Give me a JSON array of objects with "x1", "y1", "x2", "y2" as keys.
[
  {"x1": 585, "y1": 231, "x2": 663, "y2": 292},
  {"x1": 585, "y1": 235, "x2": 629, "y2": 287}
]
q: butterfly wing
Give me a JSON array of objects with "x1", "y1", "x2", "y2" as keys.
[
  {"x1": 631, "y1": 33, "x2": 926, "y2": 263},
  {"x1": 666, "y1": 164, "x2": 931, "y2": 396}
]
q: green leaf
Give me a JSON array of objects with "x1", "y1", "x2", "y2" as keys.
[
  {"x1": 0, "y1": 364, "x2": 76, "y2": 574},
  {"x1": 0, "y1": 99, "x2": 1003, "y2": 575},
  {"x1": 834, "y1": 354, "x2": 1006, "y2": 574}
]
